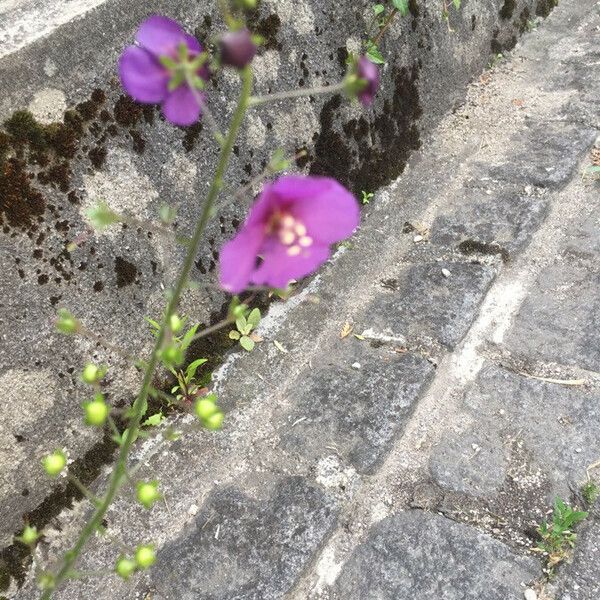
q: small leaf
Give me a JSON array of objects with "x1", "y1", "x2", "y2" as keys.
[
  {"x1": 354, "y1": 334, "x2": 365, "y2": 341},
  {"x1": 180, "y1": 323, "x2": 199, "y2": 351},
  {"x1": 186, "y1": 358, "x2": 208, "y2": 381},
  {"x1": 453, "y1": 0, "x2": 461, "y2": 9},
  {"x1": 273, "y1": 340, "x2": 288, "y2": 353},
  {"x1": 159, "y1": 204, "x2": 177, "y2": 224},
  {"x1": 247, "y1": 308, "x2": 261, "y2": 328},
  {"x1": 392, "y1": 0, "x2": 410, "y2": 16},
  {"x1": 171, "y1": 385, "x2": 180, "y2": 394},
  {"x1": 236, "y1": 316, "x2": 247, "y2": 333},
  {"x1": 366, "y1": 41, "x2": 385, "y2": 65},
  {"x1": 240, "y1": 336, "x2": 255, "y2": 352},
  {"x1": 243, "y1": 324, "x2": 253, "y2": 335},
  {"x1": 229, "y1": 330, "x2": 241, "y2": 340},
  {"x1": 250, "y1": 332, "x2": 263, "y2": 343},
  {"x1": 373, "y1": 3, "x2": 385, "y2": 15},
  {"x1": 340, "y1": 321, "x2": 353, "y2": 339},
  {"x1": 143, "y1": 413, "x2": 164, "y2": 427}
]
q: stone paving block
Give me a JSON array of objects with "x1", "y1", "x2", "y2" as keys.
[
  {"x1": 278, "y1": 342, "x2": 435, "y2": 473},
  {"x1": 430, "y1": 185, "x2": 549, "y2": 258},
  {"x1": 486, "y1": 120, "x2": 597, "y2": 188},
  {"x1": 504, "y1": 261, "x2": 600, "y2": 373},
  {"x1": 429, "y1": 364, "x2": 600, "y2": 501},
  {"x1": 332, "y1": 511, "x2": 540, "y2": 599},
  {"x1": 555, "y1": 501, "x2": 600, "y2": 600},
  {"x1": 361, "y1": 261, "x2": 496, "y2": 349},
  {"x1": 152, "y1": 476, "x2": 338, "y2": 600}
]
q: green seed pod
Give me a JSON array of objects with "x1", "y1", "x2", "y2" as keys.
[
  {"x1": 169, "y1": 314, "x2": 184, "y2": 333},
  {"x1": 195, "y1": 398, "x2": 218, "y2": 421},
  {"x1": 204, "y1": 411, "x2": 225, "y2": 431},
  {"x1": 81, "y1": 363, "x2": 104, "y2": 384},
  {"x1": 136, "y1": 481, "x2": 161, "y2": 509},
  {"x1": 19, "y1": 525, "x2": 40, "y2": 546},
  {"x1": 134, "y1": 544, "x2": 156, "y2": 569},
  {"x1": 115, "y1": 557, "x2": 137, "y2": 580},
  {"x1": 56, "y1": 309, "x2": 79, "y2": 334},
  {"x1": 83, "y1": 396, "x2": 109, "y2": 426},
  {"x1": 42, "y1": 451, "x2": 67, "y2": 477}
]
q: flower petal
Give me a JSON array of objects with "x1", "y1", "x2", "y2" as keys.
[
  {"x1": 219, "y1": 225, "x2": 265, "y2": 294},
  {"x1": 118, "y1": 46, "x2": 168, "y2": 103},
  {"x1": 136, "y1": 15, "x2": 186, "y2": 58},
  {"x1": 161, "y1": 86, "x2": 202, "y2": 126},
  {"x1": 251, "y1": 241, "x2": 331, "y2": 290},
  {"x1": 185, "y1": 33, "x2": 202, "y2": 54},
  {"x1": 278, "y1": 176, "x2": 360, "y2": 244}
]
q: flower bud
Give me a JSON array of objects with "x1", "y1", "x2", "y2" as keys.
[
  {"x1": 42, "y1": 450, "x2": 67, "y2": 477},
  {"x1": 81, "y1": 363, "x2": 106, "y2": 384},
  {"x1": 234, "y1": 0, "x2": 258, "y2": 9},
  {"x1": 83, "y1": 395, "x2": 109, "y2": 426},
  {"x1": 38, "y1": 572, "x2": 56, "y2": 591},
  {"x1": 115, "y1": 556, "x2": 137, "y2": 580},
  {"x1": 345, "y1": 56, "x2": 380, "y2": 106},
  {"x1": 204, "y1": 411, "x2": 225, "y2": 431},
  {"x1": 18, "y1": 525, "x2": 40, "y2": 546},
  {"x1": 136, "y1": 481, "x2": 161, "y2": 509},
  {"x1": 134, "y1": 544, "x2": 156, "y2": 569},
  {"x1": 56, "y1": 309, "x2": 79, "y2": 334},
  {"x1": 169, "y1": 314, "x2": 184, "y2": 333},
  {"x1": 160, "y1": 345, "x2": 184, "y2": 368},
  {"x1": 220, "y1": 28, "x2": 257, "y2": 69},
  {"x1": 195, "y1": 397, "x2": 218, "y2": 421}
]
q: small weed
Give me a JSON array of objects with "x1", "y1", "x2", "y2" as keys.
[
  {"x1": 535, "y1": 497, "x2": 588, "y2": 574},
  {"x1": 582, "y1": 481, "x2": 599, "y2": 506},
  {"x1": 361, "y1": 190, "x2": 374, "y2": 205}
]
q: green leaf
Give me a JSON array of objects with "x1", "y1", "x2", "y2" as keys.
[
  {"x1": 392, "y1": 0, "x2": 410, "y2": 16},
  {"x1": 243, "y1": 324, "x2": 253, "y2": 335},
  {"x1": 159, "y1": 204, "x2": 177, "y2": 224},
  {"x1": 180, "y1": 323, "x2": 199, "y2": 351},
  {"x1": 142, "y1": 413, "x2": 164, "y2": 427},
  {"x1": 585, "y1": 165, "x2": 600, "y2": 173},
  {"x1": 229, "y1": 330, "x2": 241, "y2": 340},
  {"x1": 366, "y1": 41, "x2": 385, "y2": 65},
  {"x1": 86, "y1": 202, "x2": 120, "y2": 229},
  {"x1": 240, "y1": 336, "x2": 255, "y2": 352},
  {"x1": 373, "y1": 3, "x2": 385, "y2": 15},
  {"x1": 453, "y1": 0, "x2": 461, "y2": 9},
  {"x1": 171, "y1": 385, "x2": 180, "y2": 394},
  {"x1": 247, "y1": 308, "x2": 261, "y2": 328},
  {"x1": 185, "y1": 358, "x2": 208, "y2": 381},
  {"x1": 236, "y1": 316, "x2": 247, "y2": 333}
]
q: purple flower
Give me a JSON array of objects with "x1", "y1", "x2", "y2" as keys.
[
  {"x1": 219, "y1": 176, "x2": 359, "y2": 293},
  {"x1": 356, "y1": 56, "x2": 380, "y2": 106},
  {"x1": 119, "y1": 16, "x2": 210, "y2": 126},
  {"x1": 220, "y1": 28, "x2": 257, "y2": 69}
]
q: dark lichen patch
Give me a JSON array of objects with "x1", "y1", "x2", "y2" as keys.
[
  {"x1": 114, "y1": 256, "x2": 139, "y2": 287},
  {"x1": 0, "y1": 159, "x2": 45, "y2": 228},
  {"x1": 129, "y1": 130, "x2": 146, "y2": 154},
  {"x1": 248, "y1": 13, "x2": 282, "y2": 51},
  {"x1": 310, "y1": 64, "x2": 422, "y2": 195},
  {"x1": 458, "y1": 239, "x2": 509, "y2": 262},
  {"x1": 500, "y1": 0, "x2": 516, "y2": 19},
  {"x1": 113, "y1": 95, "x2": 144, "y2": 127},
  {"x1": 518, "y1": 7, "x2": 531, "y2": 33},
  {"x1": 535, "y1": 0, "x2": 559, "y2": 18},
  {"x1": 88, "y1": 144, "x2": 107, "y2": 168},
  {"x1": 182, "y1": 122, "x2": 203, "y2": 152},
  {"x1": 3, "y1": 111, "x2": 48, "y2": 151}
]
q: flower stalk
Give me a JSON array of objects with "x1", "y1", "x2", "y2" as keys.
[{"x1": 41, "y1": 65, "x2": 253, "y2": 599}]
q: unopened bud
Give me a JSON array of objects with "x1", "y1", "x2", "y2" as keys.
[
  {"x1": 42, "y1": 450, "x2": 67, "y2": 477},
  {"x1": 220, "y1": 28, "x2": 257, "y2": 69},
  {"x1": 56, "y1": 309, "x2": 79, "y2": 334},
  {"x1": 136, "y1": 481, "x2": 161, "y2": 509},
  {"x1": 18, "y1": 525, "x2": 40, "y2": 546},
  {"x1": 83, "y1": 395, "x2": 109, "y2": 426},
  {"x1": 134, "y1": 544, "x2": 156, "y2": 569},
  {"x1": 115, "y1": 556, "x2": 137, "y2": 580}
]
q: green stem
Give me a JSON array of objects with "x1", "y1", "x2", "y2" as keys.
[
  {"x1": 41, "y1": 65, "x2": 253, "y2": 599},
  {"x1": 249, "y1": 82, "x2": 346, "y2": 107}
]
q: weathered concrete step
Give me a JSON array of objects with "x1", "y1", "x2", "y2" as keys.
[{"x1": 332, "y1": 511, "x2": 540, "y2": 599}]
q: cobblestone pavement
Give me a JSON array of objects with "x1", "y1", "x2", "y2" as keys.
[{"x1": 4, "y1": 0, "x2": 600, "y2": 598}]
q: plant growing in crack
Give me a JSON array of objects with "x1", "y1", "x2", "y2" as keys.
[
  {"x1": 229, "y1": 307, "x2": 262, "y2": 351},
  {"x1": 21, "y1": 0, "x2": 391, "y2": 595},
  {"x1": 534, "y1": 497, "x2": 588, "y2": 575}
]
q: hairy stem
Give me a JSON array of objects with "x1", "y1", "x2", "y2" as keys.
[
  {"x1": 42, "y1": 65, "x2": 253, "y2": 599},
  {"x1": 249, "y1": 82, "x2": 346, "y2": 107},
  {"x1": 372, "y1": 8, "x2": 398, "y2": 47}
]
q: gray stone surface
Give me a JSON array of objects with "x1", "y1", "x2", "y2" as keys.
[
  {"x1": 555, "y1": 501, "x2": 600, "y2": 600},
  {"x1": 486, "y1": 120, "x2": 598, "y2": 188},
  {"x1": 0, "y1": 0, "x2": 540, "y2": 547},
  {"x1": 333, "y1": 511, "x2": 540, "y2": 599},
  {"x1": 430, "y1": 364, "x2": 600, "y2": 502},
  {"x1": 504, "y1": 213, "x2": 600, "y2": 373},
  {"x1": 361, "y1": 261, "x2": 496, "y2": 350},
  {"x1": 278, "y1": 343, "x2": 435, "y2": 473},
  {"x1": 153, "y1": 476, "x2": 338, "y2": 600},
  {"x1": 430, "y1": 183, "x2": 549, "y2": 259}
]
